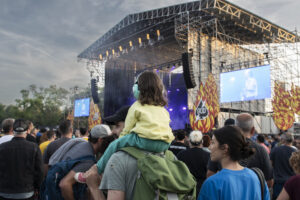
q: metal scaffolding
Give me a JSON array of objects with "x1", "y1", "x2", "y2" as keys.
[
  {"x1": 174, "y1": 11, "x2": 300, "y2": 114},
  {"x1": 78, "y1": 0, "x2": 299, "y2": 119}
]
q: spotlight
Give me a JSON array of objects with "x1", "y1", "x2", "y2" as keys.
[
  {"x1": 169, "y1": 108, "x2": 173, "y2": 112},
  {"x1": 99, "y1": 54, "x2": 103, "y2": 60},
  {"x1": 157, "y1": 30, "x2": 163, "y2": 41},
  {"x1": 182, "y1": 107, "x2": 187, "y2": 111},
  {"x1": 157, "y1": 30, "x2": 160, "y2": 37},
  {"x1": 138, "y1": 37, "x2": 143, "y2": 48},
  {"x1": 129, "y1": 41, "x2": 134, "y2": 51}
]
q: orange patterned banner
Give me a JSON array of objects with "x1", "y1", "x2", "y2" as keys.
[
  {"x1": 272, "y1": 81, "x2": 294, "y2": 131},
  {"x1": 291, "y1": 83, "x2": 300, "y2": 115},
  {"x1": 88, "y1": 99, "x2": 102, "y2": 130},
  {"x1": 189, "y1": 82, "x2": 216, "y2": 133},
  {"x1": 204, "y1": 73, "x2": 220, "y2": 118}
]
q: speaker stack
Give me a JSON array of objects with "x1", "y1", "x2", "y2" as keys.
[
  {"x1": 182, "y1": 52, "x2": 196, "y2": 89},
  {"x1": 91, "y1": 79, "x2": 100, "y2": 104}
]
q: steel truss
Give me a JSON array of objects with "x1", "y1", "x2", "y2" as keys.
[
  {"x1": 174, "y1": 11, "x2": 300, "y2": 114},
  {"x1": 78, "y1": 0, "x2": 298, "y2": 61}
]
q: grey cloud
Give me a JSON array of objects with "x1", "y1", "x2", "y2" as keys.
[{"x1": 0, "y1": 0, "x2": 299, "y2": 105}]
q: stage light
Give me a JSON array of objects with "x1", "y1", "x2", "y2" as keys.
[
  {"x1": 106, "y1": 50, "x2": 109, "y2": 57},
  {"x1": 182, "y1": 107, "x2": 187, "y2": 110},
  {"x1": 167, "y1": 90, "x2": 171, "y2": 93},
  {"x1": 146, "y1": 34, "x2": 150, "y2": 40},
  {"x1": 129, "y1": 41, "x2": 134, "y2": 51},
  {"x1": 169, "y1": 108, "x2": 173, "y2": 112},
  {"x1": 138, "y1": 37, "x2": 143, "y2": 47},
  {"x1": 176, "y1": 89, "x2": 180, "y2": 92},
  {"x1": 119, "y1": 46, "x2": 123, "y2": 52},
  {"x1": 112, "y1": 49, "x2": 115, "y2": 55},
  {"x1": 99, "y1": 54, "x2": 103, "y2": 60},
  {"x1": 157, "y1": 30, "x2": 163, "y2": 41}
]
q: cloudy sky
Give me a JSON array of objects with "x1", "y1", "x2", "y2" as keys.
[{"x1": 0, "y1": 0, "x2": 299, "y2": 105}]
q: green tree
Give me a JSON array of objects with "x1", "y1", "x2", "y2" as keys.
[{"x1": 13, "y1": 84, "x2": 69, "y2": 126}]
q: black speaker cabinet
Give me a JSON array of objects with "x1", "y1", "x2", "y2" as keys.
[
  {"x1": 91, "y1": 79, "x2": 100, "y2": 104},
  {"x1": 182, "y1": 52, "x2": 196, "y2": 89}
]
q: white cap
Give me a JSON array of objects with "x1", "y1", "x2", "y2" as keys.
[{"x1": 189, "y1": 131, "x2": 203, "y2": 145}]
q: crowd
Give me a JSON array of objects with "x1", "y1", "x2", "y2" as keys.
[{"x1": 0, "y1": 71, "x2": 299, "y2": 200}]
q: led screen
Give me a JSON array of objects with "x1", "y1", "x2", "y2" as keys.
[
  {"x1": 220, "y1": 65, "x2": 271, "y2": 103},
  {"x1": 74, "y1": 98, "x2": 90, "y2": 117}
]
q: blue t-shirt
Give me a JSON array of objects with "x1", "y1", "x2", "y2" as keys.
[{"x1": 198, "y1": 168, "x2": 270, "y2": 200}]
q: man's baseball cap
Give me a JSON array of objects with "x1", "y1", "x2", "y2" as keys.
[
  {"x1": 103, "y1": 106, "x2": 130, "y2": 125},
  {"x1": 13, "y1": 119, "x2": 29, "y2": 133},
  {"x1": 90, "y1": 124, "x2": 112, "y2": 138}
]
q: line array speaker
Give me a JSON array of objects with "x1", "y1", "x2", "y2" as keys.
[
  {"x1": 182, "y1": 52, "x2": 196, "y2": 89},
  {"x1": 91, "y1": 78, "x2": 100, "y2": 104}
]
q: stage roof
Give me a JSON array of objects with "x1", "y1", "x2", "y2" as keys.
[{"x1": 78, "y1": 0, "x2": 298, "y2": 61}]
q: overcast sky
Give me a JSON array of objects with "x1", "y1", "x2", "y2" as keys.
[{"x1": 0, "y1": 0, "x2": 299, "y2": 105}]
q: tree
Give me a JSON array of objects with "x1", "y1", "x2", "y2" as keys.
[{"x1": 13, "y1": 84, "x2": 70, "y2": 126}]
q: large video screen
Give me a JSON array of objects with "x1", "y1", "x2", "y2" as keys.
[
  {"x1": 220, "y1": 65, "x2": 271, "y2": 103},
  {"x1": 74, "y1": 98, "x2": 90, "y2": 117}
]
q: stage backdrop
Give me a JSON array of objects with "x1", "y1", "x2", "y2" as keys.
[{"x1": 104, "y1": 68, "x2": 188, "y2": 130}]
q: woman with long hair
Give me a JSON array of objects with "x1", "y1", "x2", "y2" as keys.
[{"x1": 198, "y1": 126, "x2": 270, "y2": 200}]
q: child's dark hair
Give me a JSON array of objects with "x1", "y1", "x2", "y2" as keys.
[
  {"x1": 213, "y1": 126, "x2": 254, "y2": 161},
  {"x1": 138, "y1": 71, "x2": 167, "y2": 106}
]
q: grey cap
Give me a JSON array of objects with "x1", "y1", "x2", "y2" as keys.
[{"x1": 90, "y1": 124, "x2": 112, "y2": 138}]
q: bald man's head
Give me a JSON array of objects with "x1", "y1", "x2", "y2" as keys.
[{"x1": 236, "y1": 113, "x2": 255, "y2": 136}]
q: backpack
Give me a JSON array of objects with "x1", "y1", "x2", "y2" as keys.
[
  {"x1": 122, "y1": 147, "x2": 196, "y2": 200},
  {"x1": 251, "y1": 167, "x2": 266, "y2": 200},
  {"x1": 40, "y1": 155, "x2": 96, "y2": 200}
]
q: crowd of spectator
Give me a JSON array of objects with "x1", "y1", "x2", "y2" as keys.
[{"x1": 0, "y1": 71, "x2": 299, "y2": 200}]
